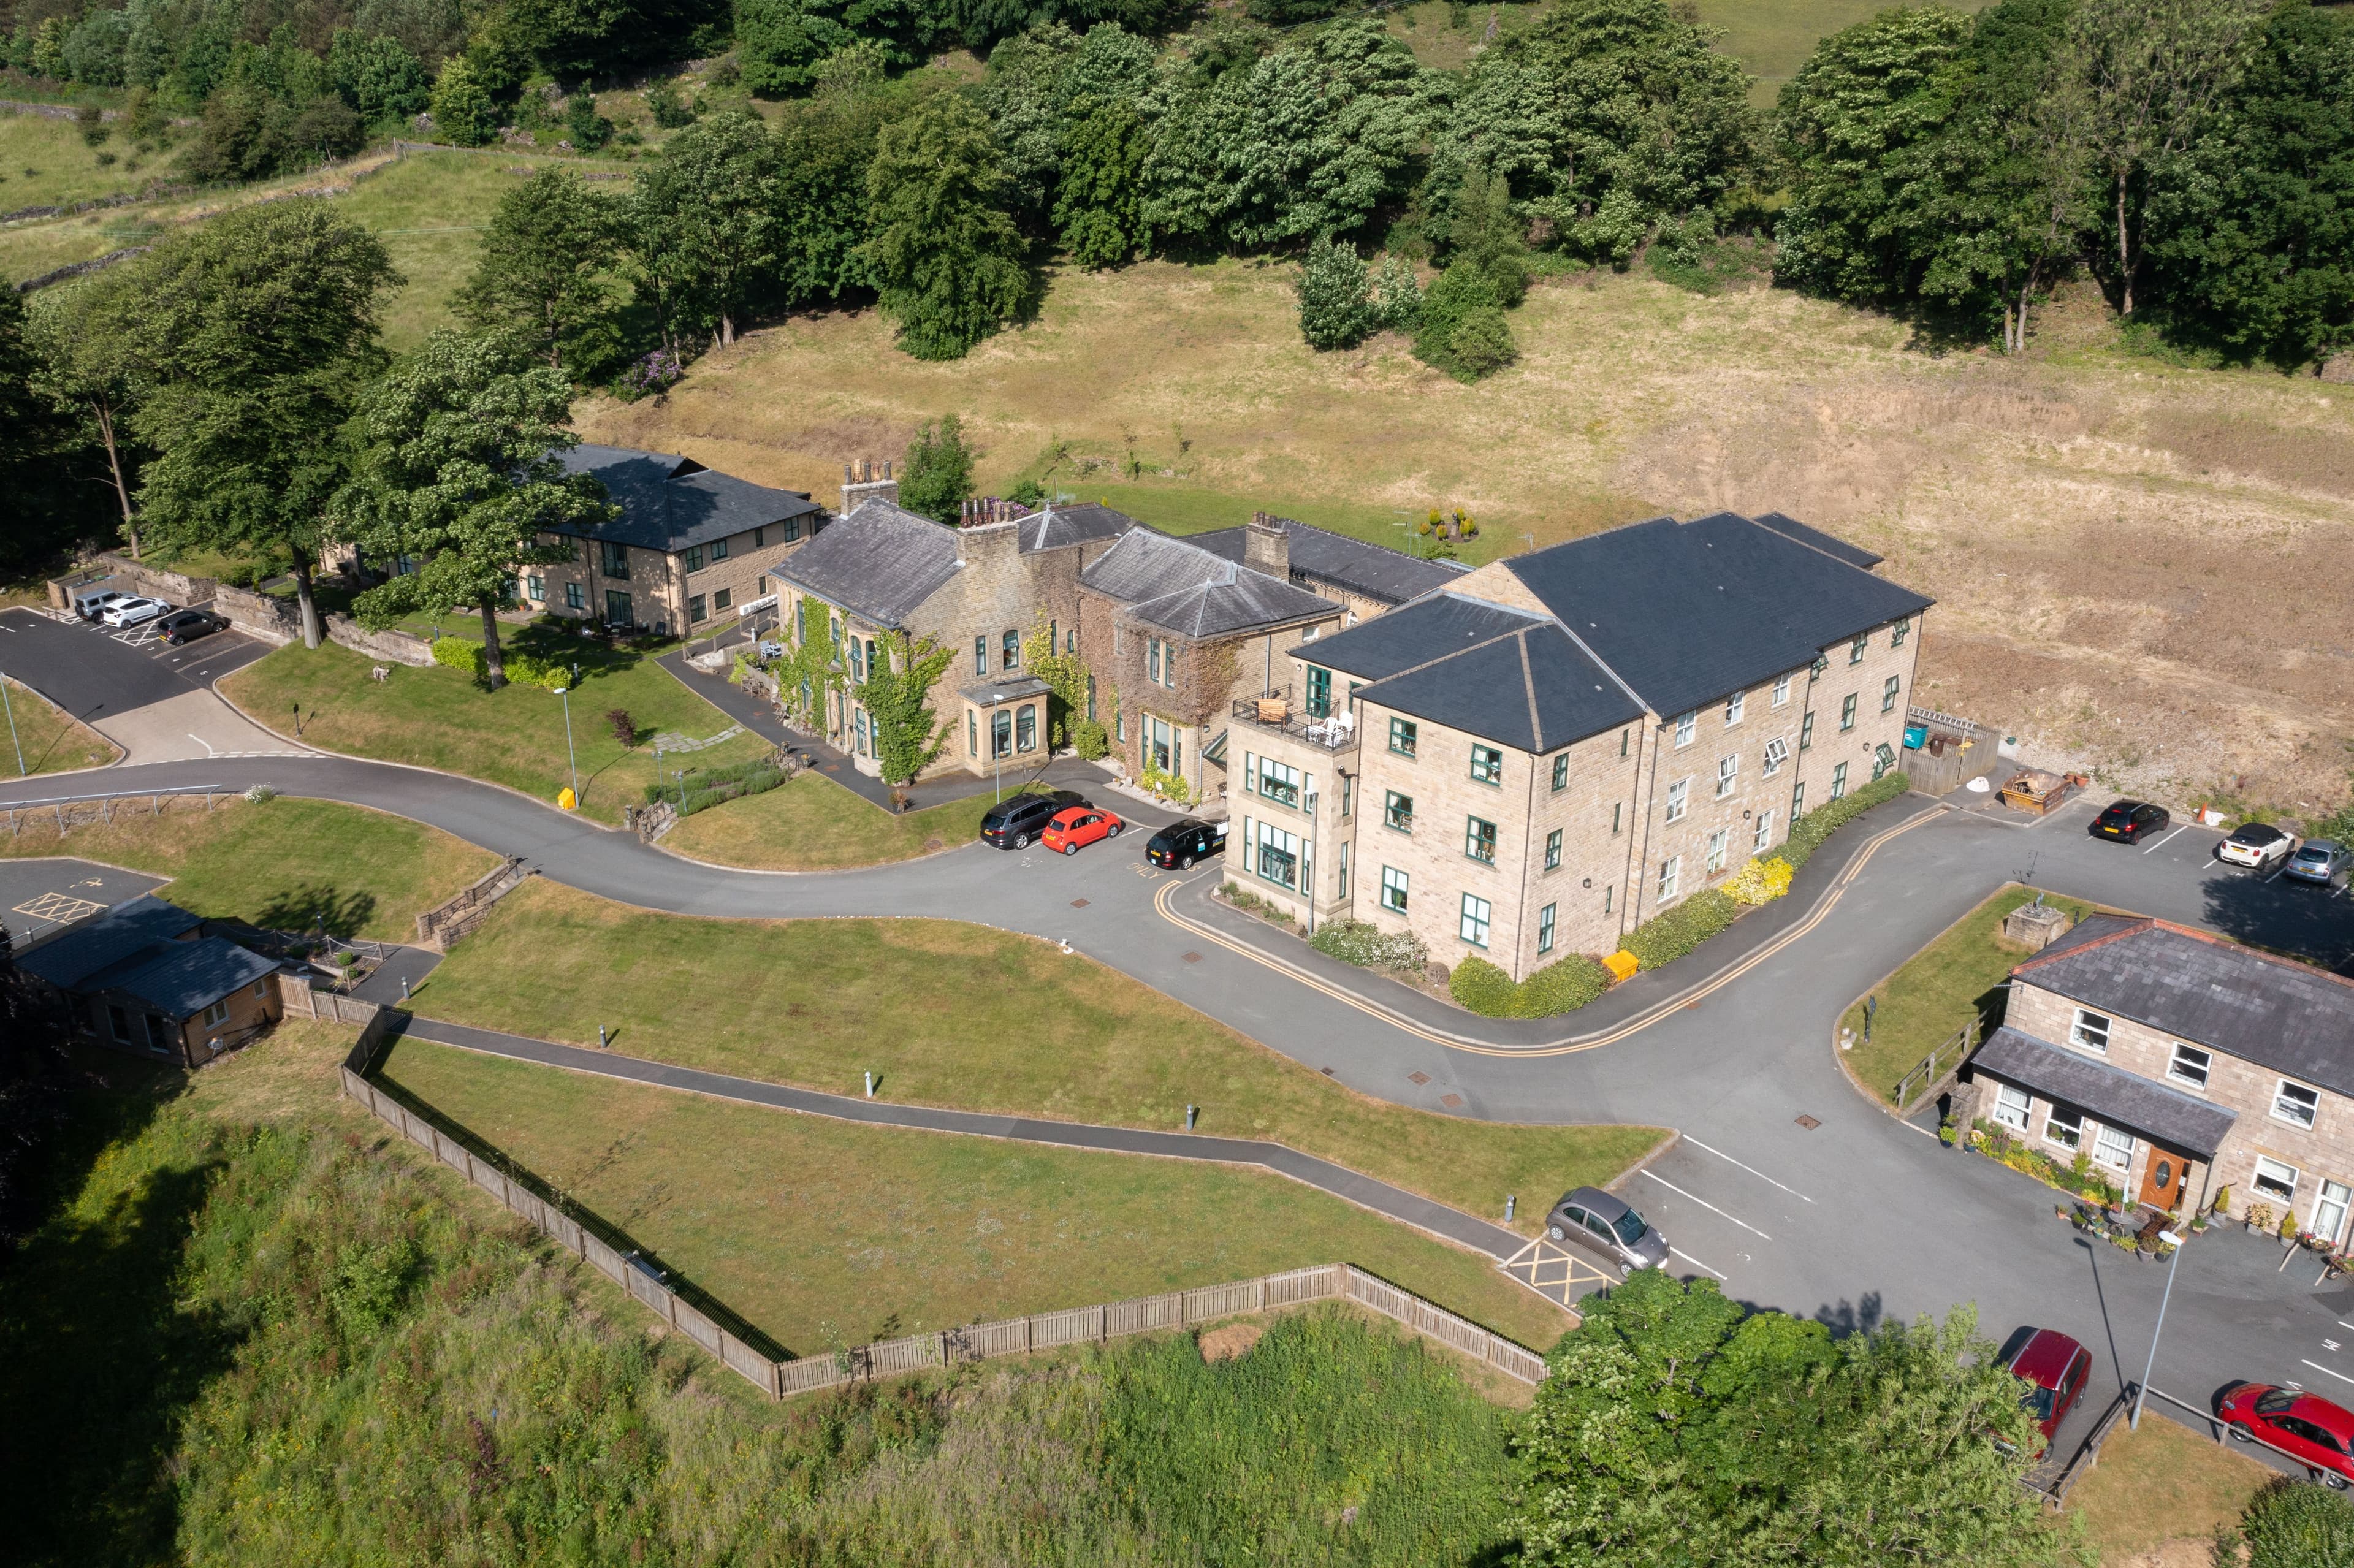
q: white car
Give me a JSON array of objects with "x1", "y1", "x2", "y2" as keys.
[
  {"x1": 100, "y1": 596, "x2": 171, "y2": 628},
  {"x1": 2217, "y1": 822, "x2": 2298, "y2": 870}
]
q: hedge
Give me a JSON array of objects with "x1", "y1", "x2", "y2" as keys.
[
  {"x1": 1309, "y1": 919, "x2": 1427, "y2": 973},
  {"x1": 501, "y1": 649, "x2": 570, "y2": 691},
  {"x1": 1449, "y1": 953, "x2": 1612, "y2": 1019},
  {"x1": 645, "y1": 757, "x2": 788, "y2": 815},
  {"x1": 1780, "y1": 771, "x2": 1909, "y2": 870},
  {"x1": 430, "y1": 637, "x2": 486, "y2": 679},
  {"x1": 1621, "y1": 888, "x2": 1739, "y2": 972},
  {"x1": 2239, "y1": 1474, "x2": 2354, "y2": 1568}
]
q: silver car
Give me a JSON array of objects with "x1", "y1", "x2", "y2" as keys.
[
  {"x1": 1545, "y1": 1185, "x2": 1671, "y2": 1277},
  {"x1": 2286, "y1": 840, "x2": 2350, "y2": 888}
]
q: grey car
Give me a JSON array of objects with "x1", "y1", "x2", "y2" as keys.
[
  {"x1": 2286, "y1": 840, "x2": 2350, "y2": 888},
  {"x1": 1545, "y1": 1186, "x2": 1671, "y2": 1277}
]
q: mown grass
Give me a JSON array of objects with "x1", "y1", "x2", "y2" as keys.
[
  {"x1": 413, "y1": 879, "x2": 1664, "y2": 1236},
  {"x1": 2065, "y1": 1410, "x2": 2273, "y2": 1562},
  {"x1": 0, "y1": 673, "x2": 119, "y2": 775},
  {"x1": 0, "y1": 795, "x2": 499, "y2": 940},
  {"x1": 661, "y1": 770, "x2": 1001, "y2": 870},
  {"x1": 219, "y1": 634, "x2": 766, "y2": 823},
  {"x1": 1842, "y1": 885, "x2": 2100, "y2": 1106},
  {"x1": 2, "y1": 1023, "x2": 1520, "y2": 1566},
  {"x1": 380, "y1": 1035, "x2": 1572, "y2": 1352}
]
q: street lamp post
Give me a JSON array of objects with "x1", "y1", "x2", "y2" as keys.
[
  {"x1": 555, "y1": 687, "x2": 580, "y2": 807},
  {"x1": 0, "y1": 672, "x2": 23, "y2": 777},
  {"x1": 2130, "y1": 1228, "x2": 2188, "y2": 1429},
  {"x1": 990, "y1": 691, "x2": 1004, "y2": 802}
]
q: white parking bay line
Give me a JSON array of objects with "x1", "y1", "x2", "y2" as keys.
[
  {"x1": 2144, "y1": 825, "x2": 2190, "y2": 854},
  {"x1": 1637, "y1": 1170, "x2": 1772, "y2": 1239},
  {"x1": 1670, "y1": 1247, "x2": 1727, "y2": 1281},
  {"x1": 2303, "y1": 1359, "x2": 2354, "y2": 1389},
  {"x1": 1684, "y1": 1136, "x2": 1815, "y2": 1203}
]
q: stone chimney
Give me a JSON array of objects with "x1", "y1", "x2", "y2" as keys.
[
  {"x1": 1243, "y1": 511, "x2": 1290, "y2": 579},
  {"x1": 841, "y1": 458, "x2": 898, "y2": 515}
]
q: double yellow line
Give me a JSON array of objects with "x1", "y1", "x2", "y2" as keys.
[{"x1": 1155, "y1": 805, "x2": 1949, "y2": 1059}]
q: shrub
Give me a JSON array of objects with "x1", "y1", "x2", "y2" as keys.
[
  {"x1": 642, "y1": 758, "x2": 785, "y2": 811},
  {"x1": 1373, "y1": 253, "x2": 1422, "y2": 332},
  {"x1": 500, "y1": 650, "x2": 568, "y2": 690},
  {"x1": 608, "y1": 708, "x2": 636, "y2": 745},
  {"x1": 242, "y1": 784, "x2": 276, "y2": 804},
  {"x1": 2241, "y1": 1475, "x2": 2354, "y2": 1568},
  {"x1": 1622, "y1": 888, "x2": 1739, "y2": 971},
  {"x1": 1446, "y1": 307, "x2": 1518, "y2": 378},
  {"x1": 1297, "y1": 235, "x2": 1377, "y2": 351},
  {"x1": 1724, "y1": 856, "x2": 1794, "y2": 905},
  {"x1": 1450, "y1": 953, "x2": 1610, "y2": 1018},
  {"x1": 1413, "y1": 262, "x2": 1503, "y2": 379},
  {"x1": 1780, "y1": 772, "x2": 1909, "y2": 870},
  {"x1": 430, "y1": 637, "x2": 486, "y2": 679},
  {"x1": 1069, "y1": 718, "x2": 1109, "y2": 761},
  {"x1": 1450, "y1": 956, "x2": 1519, "y2": 1016},
  {"x1": 1309, "y1": 919, "x2": 1426, "y2": 975}
]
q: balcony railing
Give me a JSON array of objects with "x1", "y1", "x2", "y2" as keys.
[{"x1": 1230, "y1": 687, "x2": 1357, "y2": 751}]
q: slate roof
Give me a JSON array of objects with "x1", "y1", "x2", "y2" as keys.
[
  {"x1": 1019, "y1": 503, "x2": 1140, "y2": 554},
  {"x1": 1191, "y1": 519, "x2": 1469, "y2": 607},
  {"x1": 17, "y1": 894, "x2": 202, "y2": 990},
  {"x1": 550, "y1": 445, "x2": 822, "y2": 555},
  {"x1": 2015, "y1": 915, "x2": 2354, "y2": 1099},
  {"x1": 1750, "y1": 511, "x2": 1883, "y2": 570},
  {"x1": 97, "y1": 937, "x2": 278, "y2": 1019},
  {"x1": 1970, "y1": 1025, "x2": 2241, "y2": 1158},
  {"x1": 1292, "y1": 593, "x2": 1551, "y2": 683},
  {"x1": 1355, "y1": 621, "x2": 1648, "y2": 754},
  {"x1": 1504, "y1": 512, "x2": 1933, "y2": 718},
  {"x1": 1081, "y1": 529, "x2": 1339, "y2": 637},
  {"x1": 775, "y1": 498, "x2": 961, "y2": 628}
]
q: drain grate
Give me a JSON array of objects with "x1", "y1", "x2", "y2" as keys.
[
  {"x1": 1182, "y1": 951, "x2": 1203, "y2": 964},
  {"x1": 1320, "y1": 1067, "x2": 1335, "y2": 1076},
  {"x1": 1408, "y1": 1071, "x2": 1431, "y2": 1085},
  {"x1": 1441, "y1": 1094, "x2": 1464, "y2": 1108},
  {"x1": 1794, "y1": 1114, "x2": 1821, "y2": 1130},
  {"x1": 1069, "y1": 898, "x2": 1089, "y2": 908}
]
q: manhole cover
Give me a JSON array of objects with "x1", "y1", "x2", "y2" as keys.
[
  {"x1": 1070, "y1": 898, "x2": 1089, "y2": 908},
  {"x1": 1182, "y1": 951, "x2": 1203, "y2": 964},
  {"x1": 1441, "y1": 1094, "x2": 1464, "y2": 1108},
  {"x1": 1408, "y1": 1071, "x2": 1431, "y2": 1085},
  {"x1": 1795, "y1": 1114, "x2": 1821, "y2": 1130}
]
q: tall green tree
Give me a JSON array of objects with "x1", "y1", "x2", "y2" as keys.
[
  {"x1": 24, "y1": 273, "x2": 143, "y2": 554},
  {"x1": 1513, "y1": 1271, "x2": 2067, "y2": 1568},
  {"x1": 899, "y1": 413, "x2": 974, "y2": 522},
  {"x1": 859, "y1": 91, "x2": 1035, "y2": 360},
  {"x1": 428, "y1": 54, "x2": 498, "y2": 147},
  {"x1": 767, "y1": 70, "x2": 899, "y2": 309},
  {"x1": 454, "y1": 168, "x2": 625, "y2": 374},
  {"x1": 121, "y1": 202, "x2": 400, "y2": 648},
  {"x1": 630, "y1": 110, "x2": 778, "y2": 348},
  {"x1": 338, "y1": 333, "x2": 613, "y2": 688},
  {"x1": 860, "y1": 629, "x2": 954, "y2": 786},
  {"x1": 0, "y1": 287, "x2": 105, "y2": 579},
  {"x1": 1295, "y1": 235, "x2": 1376, "y2": 349},
  {"x1": 1055, "y1": 95, "x2": 1148, "y2": 267}
]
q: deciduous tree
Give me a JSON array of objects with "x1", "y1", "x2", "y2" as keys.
[
  {"x1": 454, "y1": 167, "x2": 625, "y2": 374},
  {"x1": 899, "y1": 413, "x2": 974, "y2": 522},
  {"x1": 628, "y1": 110, "x2": 778, "y2": 348},
  {"x1": 859, "y1": 91, "x2": 1034, "y2": 359}
]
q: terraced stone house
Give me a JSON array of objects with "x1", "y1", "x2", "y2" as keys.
[{"x1": 1221, "y1": 511, "x2": 1933, "y2": 979}]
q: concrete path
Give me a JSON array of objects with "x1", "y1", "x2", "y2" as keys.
[{"x1": 389, "y1": 1012, "x2": 1532, "y2": 1262}]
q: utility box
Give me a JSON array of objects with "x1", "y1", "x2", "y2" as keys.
[{"x1": 2002, "y1": 901, "x2": 2072, "y2": 952}]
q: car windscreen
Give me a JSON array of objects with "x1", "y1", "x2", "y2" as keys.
[
  {"x1": 2254, "y1": 1389, "x2": 2298, "y2": 1415},
  {"x1": 2295, "y1": 847, "x2": 2330, "y2": 861},
  {"x1": 1611, "y1": 1208, "x2": 1649, "y2": 1246},
  {"x1": 2019, "y1": 1385, "x2": 2055, "y2": 1421}
]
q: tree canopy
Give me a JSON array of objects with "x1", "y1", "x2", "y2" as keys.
[{"x1": 455, "y1": 169, "x2": 628, "y2": 376}]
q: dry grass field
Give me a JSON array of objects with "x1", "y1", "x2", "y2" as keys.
[{"x1": 579, "y1": 262, "x2": 2354, "y2": 816}]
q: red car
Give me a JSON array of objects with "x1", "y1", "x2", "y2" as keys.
[
  {"x1": 2002, "y1": 1328, "x2": 2092, "y2": 1453},
  {"x1": 1042, "y1": 805, "x2": 1124, "y2": 855},
  {"x1": 2219, "y1": 1383, "x2": 2354, "y2": 1487}
]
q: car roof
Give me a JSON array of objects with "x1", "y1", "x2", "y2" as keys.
[
  {"x1": 2288, "y1": 1391, "x2": 2354, "y2": 1435},
  {"x1": 1560, "y1": 1185, "x2": 1628, "y2": 1219},
  {"x1": 2230, "y1": 823, "x2": 2285, "y2": 842},
  {"x1": 1048, "y1": 805, "x2": 1092, "y2": 821},
  {"x1": 2006, "y1": 1328, "x2": 2085, "y2": 1386},
  {"x1": 2099, "y1": 800, "x2": 2143, "y2": 813},
  {"x1": 2299, "y1": 840, "x2": 2344, "y2": 854}
]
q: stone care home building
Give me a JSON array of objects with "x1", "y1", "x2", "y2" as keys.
[
  {"x1": 1222, "y1": 511, "x2": 1932, "y2": 980},
  {"x1": 524, "y1": 445, "x2": 828, "y2": 636},
  {"x1": 1964, "y1": 915, "x2": 2354, "y2": 1246}
]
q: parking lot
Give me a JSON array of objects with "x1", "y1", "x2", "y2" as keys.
[
  {"x1": 0, "y1": 856, "x2": 167, "y2": 946},
  {"x1": 0, "y1": 602, "x2": 293, "y2": 765}
]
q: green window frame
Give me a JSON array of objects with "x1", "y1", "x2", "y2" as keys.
[
  {"x1": 1384, "y1": 790, "x2": 1414, "y2": 833},
  {"x1": 685, "y1": 546, "x2": 703, "y2": 573},
  {"x1": 1380, "y1": 865, "x2": 1409, "y2": 913},
  {"x1": 1882, "y1": 674, "x2": 1900, "y2": 713},
  {"x1": 1388, "y1": 717, "x2": 1417, "y2": 757},
  {"x1": 1800, "y1": 712, "x2": 1815, "y2": 752},
  {"x1": 1469, "y1": 745, "x2": 1503, "y2": 786},
  {"x1": 1849, "y1": 633, "x2": 1868, "y2": 664},
  {"x1": 1544, "y1": 828, "x2": 1562, "y2": 870},
  {"x1": 1306, "y1": 666, "x2": 1331, "y2": 718},
  {"x1": 1459, "y1": 894, "x2": 1491, "y2": 948},
  {"x1": 1840, "y1": 693, "x2": 1858, "y2": 731},
  {"x1": 688, "y1": 594, "x2": 707, "y2": 623},
  {"x1": 1537, "y1": 903, "x2": 1556, "y2": 954},
  {"x1": 1465, "y1": 816, "x2": 1498, "y2": 864},
  {"x1": 1831, "y1": 761, "x2": 1849, "y2": 800},
  {"x1": 1891, "y1": 616, "x2": 1910, "y2": 647},
  {"x1": 710, "y1": 536, "x2": 729, "y2": 561},
  {"x1": 1551, "y1": 753, "x2": 1569, "y2": 791}
]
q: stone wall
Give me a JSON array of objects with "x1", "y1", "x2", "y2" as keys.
[
  {"x1": 214, "y1": 584, "x2": 300, "y2": 644},
  {"x1": 327, "y1": 614, "x2": 435, "y2": 668},
  {"x1": 50, "y1": 552, "x2": 216, "y2": 611}
]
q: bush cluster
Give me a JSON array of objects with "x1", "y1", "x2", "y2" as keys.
[
  {"x1": 1723, "y1": 856, "x2": 1794, "y2": 906},
  {"x1": 644, "y1": 757, "x2": 788, "y2": 816},
  {"x1": 1621, "y1": 889, "x2": 1740, "y2": 972},
  {"x1": 1780, "y1": 772, "x2": 1909, "y2": 870},
  {"x1": 1308, "y1": 919, "x2": 1427, "y2": 975},
  {"x1": 1449, "y1": 953, "x2": 1611, "y2": 1019},
  {"x1": 500, "y1": 649, "x2": 571, "y2": 691},
  {"x1": 2239, "y1": 1475, "x2": 2354, "y2": 1567},
  {"x1": 429, "y1": 636, "x2": 485, "y2": 679},
  {"x1": 1068, "y1": 718, "x2": 1110, "y2": 761}
]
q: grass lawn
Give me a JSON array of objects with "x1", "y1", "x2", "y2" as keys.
[
  {"x1": 0, "y1": 675, "x2": 120, "y2": 776},
  {"x1": 2065, "y1": 1411, "x2": 2273, "y2": 1562},
  {"x1": 1843, "y1": 886, "x2": 2100, "y2": 1107},
  {"x1": 0, "y1": 105, "x2": 155, "y2": 214},
  {"x1": 218, "y1": 633, "x2": 766, "y2": 824},
  {"x1": 661, "y1": 771, "x2": 1002, "y2": 870},
  {"x1": 413, "y1": 879, "x2": 1664, "y2": 1236},
  {"x1": 378, "y1": 1035, "x2": 1574, "y2": 1354},
  {"x1": 0, "y1": 795, "x2": 499, "y2": 940}
]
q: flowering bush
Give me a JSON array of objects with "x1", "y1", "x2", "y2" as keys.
[
  {"x1": 1724, "y1": 856, "x2": 1794, "y2": 905},
  {"x1": 1140, "y1": 761, "x2": 1197, "y2": 805},
  {"x1": 614, "y1": 349, "x2": 684, "y2": 403}
]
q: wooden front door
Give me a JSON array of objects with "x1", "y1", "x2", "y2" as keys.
[{"x1": 2139, "y1": 1147, "x2": 2188, "y2": 1211}]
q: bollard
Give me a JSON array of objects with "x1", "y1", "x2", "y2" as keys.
[
  {"x1": 598, "y1": 1022, "x2": 608, "y2": 1049},
  {"x1": 864, "y1": 1071, "x2": 875, "y2": 1099},
  {"x1": 1864, "y1": 994, "x2": 1878, "y2": 1044},
  {"x1": 400, "y1": 975, "x2": 411, "y2": 1000},
  {"x1": 1505, "y1": 1194, "x2": 1515, "y2": 1223},
  {"x1": 1185, "y1": 1104, "x2": 1197, "y2": 1131}
]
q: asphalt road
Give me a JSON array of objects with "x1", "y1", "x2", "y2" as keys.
[{"x1": 12, "y1": 617, "x2": 2354, "y2": 1472}]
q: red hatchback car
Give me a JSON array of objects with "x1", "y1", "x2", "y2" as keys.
[
  {"x1": 1042, "y1": 805, "x2": 1124, "y2": 855},
  {"x1": 2002, "y1": 1328, "x2": 2092, "y2": 1453},
  {"x1": 2219, "y1": 1383, "x2": 2354, "y2": 1487}
]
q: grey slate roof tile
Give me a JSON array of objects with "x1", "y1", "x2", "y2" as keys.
[
  {"x1": 17, "y1": 894, "x2": 203, "y2": 989},
  {"x1": 1191, "y1": 519, "x2": 1469, "y2": 606},
  {"x1": 100, "y1": 937, "x2": 279, "y2": 1019},
  {"x1": 1750, "y1": 511, "x2": 1883, "y2": 569},
  {"x1": 1970, "y1": 1024, "x2": 2241, "y2": 1158},
  {"x1": 1081, "y1": 529, "x2": 1339, "y2": 637},
  {"x1": 1019, "y1": 503, "x2": 1139, "y2": 553},
  {"x1": 551, "y1": 445, "x2": 822, "y2": 555},
  {"x1": 1355, "y1": 622, "x2": 1648, "y2": 753},
  {"x1": 775, "y1": 498, "x2": 962, "y2": 628},
  {"x1": 2016, "y1": 915, "x2": 2354, "y2": 1100}
]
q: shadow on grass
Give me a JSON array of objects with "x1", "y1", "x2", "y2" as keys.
[{"x1": 256, "y1": 885, "x2": 379, "y2": 942}]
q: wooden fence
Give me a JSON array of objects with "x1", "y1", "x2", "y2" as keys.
[
  {"x1": 1895, "y1": 1022, "x2": 1977, "y2": 1116},
  {"x1": 338, "y1": 1023, "x2": 1548, "y2": 1399},
  {"x1": 414, "y1": 856, "x2": 533, "y2": 950}
]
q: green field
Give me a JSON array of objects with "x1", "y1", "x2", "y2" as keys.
[
  {"x1": 219, "y1": 633, "x2": 765, "y2": 823},
  {"x1": 0, "y1": 105, "x2": 154, "y2": 214},
  {"x1": 412, "y1": 878, "x2": 1663, "y2": 1232},
  {"x1": 381, "y1": 1035, "x2": 1572, "y2": 1351},
  {"x1": 661, "y1": 770, "x2": 1004, "y2": 869},
  {"x1": 0, "y1": 674, "x2": 119, "y2": 775},
  {"x1": 0, "y1": 795, "x2": 499, "y2": 940}
]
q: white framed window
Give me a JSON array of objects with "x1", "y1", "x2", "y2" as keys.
[
  {"x1": 2315, "y1": 1179, "x2": 2353, "y2": 1247},
  {"x1": 1752, "y1": 810, "x2": 1773, "y2": 853},
  {"x1": 2068, "y1": 1009, "x2": 2111, "y2": 1054},
  {"x1": 2093, "y1": 1124, "x2": 2135, "y2": 1171},
  {"x1": 1992, "y1": 1081, "x2": 2031, "y2": 1131},
  {"x1": 1674, "y1": 712, "x2": 1696, "y2": 748},
  {"x1": 1762, "y1": 737, "x2": 1788, "y2": 777},
  {"x1": 2044, "y1": 1106, "x2": 2083, "y2": 1151},
  {"x1": 201, "y1": 999, "x2": 230, "y2": 1027},
  {"x1": 1380, "y1": 866, "x2": 1409, "y2": 913},
  {"x1": 2275, "y1": 1079, "x2": 2321, "y2": 1130},
  {"x1": 1666, "y1": 778, "x2": 1690, "y2": 823},
  {"x1": 2252, "y1": 1154, "x2": 2300, "y2": 1203},
  {"x1": 1658, "y1": 856, "x2": 1680, "y2": 902},
  {"x1": 1705, "y1": 829, "x2": 1727, "y2": 873},
  {"x1": 1537, "y1": 902, "x2": 1556, "y2": 954},
  {"x1": 1772, "y1": 674, "x2": 1791, "y2": 707},
  {"x1": 1725, "y1": 691, "x2": 1745, "y2": 726},
  {"x1": 1460, "y1": 893, "x2": 1491, "y2": 948},
  {"x1": 1716, "y1": 755, "x2": 1738, "y2": 797},
  {"x1": 2166, "y1": 1043, "x2": 2211, "y2": 1090}
]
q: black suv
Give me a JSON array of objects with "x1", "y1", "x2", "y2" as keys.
[
  {"x1": 1146, "y1": 818, "x2": 1227, "y2": 869},
  {"x1": 978, "y1": 790, "x2": 1090, "y2": 850}
]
